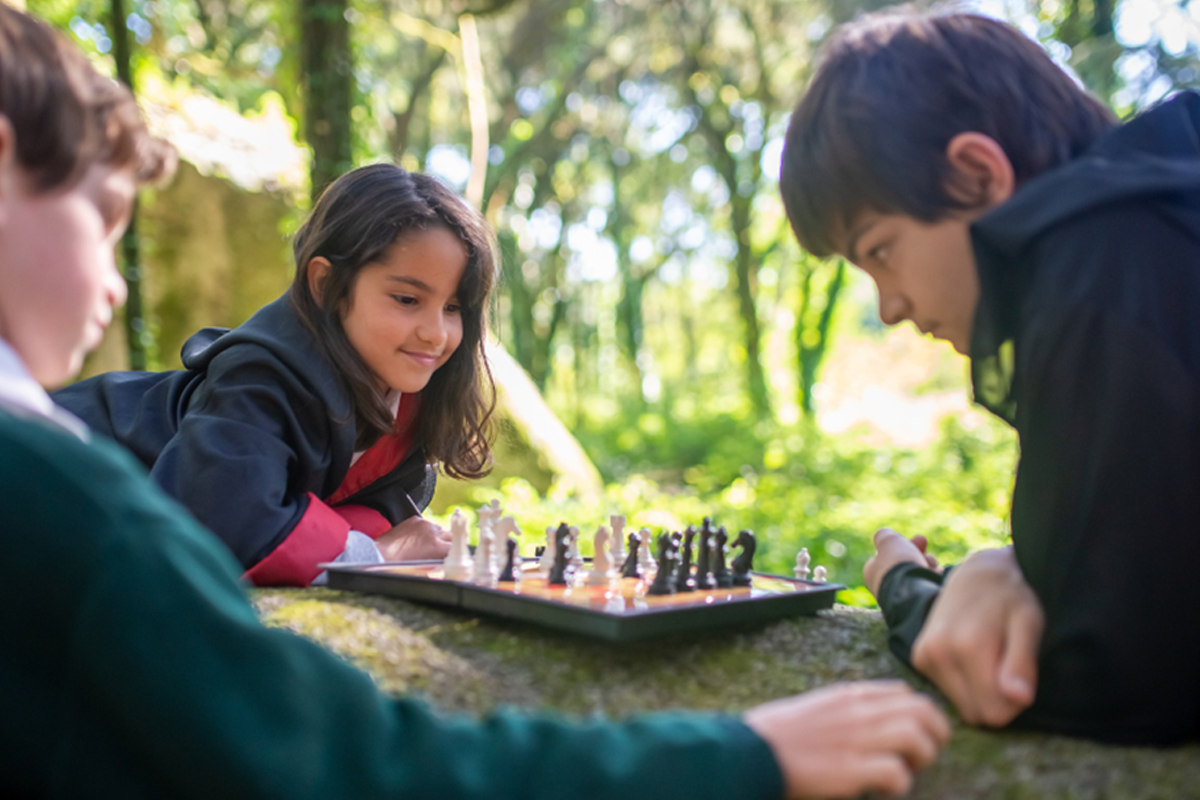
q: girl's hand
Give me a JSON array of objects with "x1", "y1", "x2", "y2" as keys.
[
  {"x1": 744, "y1": 681, "x2": 951, "y2": 799},
  {"x1": 375, "y1": 516, "x2": 452, "y2": 561},
  {"x1": 864, "y1": 528, "x2": 940, "y2": 597}
]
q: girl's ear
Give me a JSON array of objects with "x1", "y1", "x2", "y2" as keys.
[
  {"x1": 306, "y1": 256, "x2": 333, "y2": 307},
  {"x1": 945, "y1": 132, "x2": 1015, "y2": 209}
]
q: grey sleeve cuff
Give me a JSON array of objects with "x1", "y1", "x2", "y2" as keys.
[{"x1": 311, "y1": 530, "x2": 385, "y2": 586}]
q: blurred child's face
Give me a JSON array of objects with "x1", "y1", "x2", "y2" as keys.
[
  {"x1": 0, "y1": 160, "x2": 132, "y2": 386},
  {"x1": 839, "y1": 210, "x2": 982, "y2": 355},
  {"x1": 340, "y1": 226, "x2": 467, "y2": 394}
]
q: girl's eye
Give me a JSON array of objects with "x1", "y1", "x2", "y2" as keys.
[
  {"x1": 393, "y1": 295, "x2": 418, "y2": 306},
  {"x1": 445, "y1": 303, "x2": 462, "y2": 315}
]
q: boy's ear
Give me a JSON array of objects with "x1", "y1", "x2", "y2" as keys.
[
  {"x1": 306, "y1": 257, "x2": 332, "y2": 306},
  {"x1": 945, "y1": 132, "x2": 1015, "y2": 209}
]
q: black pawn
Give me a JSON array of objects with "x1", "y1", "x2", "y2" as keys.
[
  {"x1": 675, "y1": 526, "x2": 696, "y2": 592},
  {"x1": 695, "y1": 533, "x2": 717, "y2": 590},
  {"x1": 731, "y1": 529, "x2": 757, "y2": 587},
  {"x1": 620, "y1": 531, "x2": 642, "y2": 578},
  {"x1": 647, "y1": 532, "x2": 678, "y2": 596},
  {"x1": 713, "y1": 526, "x2": 732, "y2": 588},
  {"x1": 498, "y1": 537, "x2": 519, "y2": 582},
  {"x1": 548, "y1": 522, "x2": 572, "y2": 586}
]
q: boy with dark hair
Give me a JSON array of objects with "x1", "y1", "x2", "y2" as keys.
[
  {"x1": 781, "y1": 9, "x2": 1200, "y2": 745},
  {"x1": 0, "y1": 4, "x2": 951, "y2": 798}
]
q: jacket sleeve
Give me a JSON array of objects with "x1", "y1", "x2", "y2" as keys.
[
  {"x1": 148, "y1": 344, "x2": 350, "y2": 586},
  {"x1": 875, "y1": 563, "x2": 945, "y2": 667},
  {"x1": 29, "y1": 430, "x2": 785, "y2": 800}
]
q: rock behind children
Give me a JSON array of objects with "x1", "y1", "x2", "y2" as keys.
[
  {"x1": 781, "y1": 9, "x2": 1200, "y2": 744},
  {"x1": 55, "y1": 163, "x2": 498, "y2": 586}
]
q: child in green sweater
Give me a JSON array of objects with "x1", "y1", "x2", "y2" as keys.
[{"x1": 0, "y1": 5, "x2": 948, "y2": 799}]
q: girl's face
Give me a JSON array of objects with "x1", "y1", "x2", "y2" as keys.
[{"x1": 339, "y1": 226, "x2": 467, "y2": 394}]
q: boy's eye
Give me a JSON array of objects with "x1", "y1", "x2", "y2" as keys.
[{"x1": 867, "y1": 244, "x2": 889, "y2": 264}]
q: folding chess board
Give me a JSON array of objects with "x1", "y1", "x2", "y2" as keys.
[{"x1": 325, "y1": 560, "x2": 843, "y2": 641}]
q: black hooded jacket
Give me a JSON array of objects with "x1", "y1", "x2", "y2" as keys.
[
  {"x1": 877, "y1": 92, "x2": 1200, "y2": 744},
  {"x1": 53, "y1": 296, "x2": 436, "y2": 580}
]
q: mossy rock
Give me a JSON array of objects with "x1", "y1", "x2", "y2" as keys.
[{"x1": 254, "y1": 589, "x2": 1200, "y2": 799}]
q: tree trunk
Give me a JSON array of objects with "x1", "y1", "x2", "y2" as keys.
[
  {"x1": 730, "y1": 196, "x2": 769, "y2": 417},
  {"x1": 109, "y1": 0, "x2": 148, "y2": 369},
  {"x1": 301, "y1": 0, "x2": 353, "y2": 201}
]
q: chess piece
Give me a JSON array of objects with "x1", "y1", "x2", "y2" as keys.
[
  {"x1": 637, "y1": 527, "x2": 655, "y2": 575},
  {"x1": 473, "y1": 514, "x2": 495, "y2": 587},
  {"x1": 695, "y1": 518, "x2": 713, "y2": 587},
  {"x1": 675, "y1": 526, "x2": 696, "y2": 592},
  {"x1": 498, "y1": 537, "x2": 520, "y2": 582},
  {"x1": 813, "y1": 565, "x2": 828, "y2": 583},
  {"x1": 441, "y1": 509, "x2": 474, "y2": 582},
  {"x1": 538, "y1": 526, "x2": 556, "y2": 573},
  {"x1": 567, "y1": 526, "x2": 585, "y2": 573},
  {"x1": 620, "y1": 531, "x2": 642, "y2": 579},
  {"x1": 588, "y1": 526, "x2": 615, "y2": 586},
  {"x1": 647, "y1": 532, "x2": 679, "y2": 595},
  {"x1": 548, "y1": 522, "x2": 573, "y2": 586},
  {"x1": 609, "y1": 514, "x2": 627, "y2": 564},
  {"x1": 730, "y1": 529, "x2": 757, "y2": 587},
  {"x1": 713, "y1": 526, "x2": 732, "y2": 588},
  {"x1": 695, "y1": 532, "x2": 717, "y2": 590},
  {"x1": 794, "y1": 547, "x2": 811, "y2": 581}
]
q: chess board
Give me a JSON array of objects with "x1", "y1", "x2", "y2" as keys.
[{"x1": 325, "y1": 560, "x2": 843, "y2": 641}]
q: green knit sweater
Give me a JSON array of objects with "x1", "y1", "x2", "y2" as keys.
[{"x1": 0, "y1": 407, "x2": 783, "y2": 799}]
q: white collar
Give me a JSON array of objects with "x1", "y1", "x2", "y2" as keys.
[{"x1": 0, "y1": 339, "x2": 89, "y2": 440}]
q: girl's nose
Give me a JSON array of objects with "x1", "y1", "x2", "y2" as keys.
[{"x1": 416, "y1": 310, "x2": 448, "y2": 346}]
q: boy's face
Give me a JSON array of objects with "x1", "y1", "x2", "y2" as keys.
[
  {"x1": 839, "y1": 209, "x2": 982, "y2": 355},
  {"x1": 0, "y1": 160, "x2": 133, "y2": 387}
]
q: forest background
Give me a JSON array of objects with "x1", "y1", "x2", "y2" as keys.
[{"x1": 24, "y1": 0, "x2": 1200, "y2": 603}]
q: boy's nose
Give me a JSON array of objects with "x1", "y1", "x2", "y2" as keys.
[
  {"x1": 878, "y1": 292, "x2": 908, "y2": 326},
  {"x1": 106, "y1": 254, "x2": 128, "y2": 309}
]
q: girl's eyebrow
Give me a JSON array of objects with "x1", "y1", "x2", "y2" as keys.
[{"x1": 385, "y1": 276, "x2": 434, "y2": 292}]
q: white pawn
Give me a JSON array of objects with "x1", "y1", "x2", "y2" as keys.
[
  {"x1": 567, "y1": 526, "x2": 585, "y2": 573},
  {"x1": 473, "y1": 513, "x2": 496, "y2": 587},
  {"x1": 538, "y1": 526, "x2": 556, "y2": 573},
  {"x1": 609, "y1": 514, "x2": 627, "y2": 564},
  {"x1": 442, "y1": 509, "x2": 474, "y2": 582},
  {"x1": 794, "y1": 547, "x2": 811, "y2": 581},
  {"x1": 588, "y1": 525, "x2": 614, "y2": 586},
  {"x1": 637, "y1": 527, "x2": 655, "y2": 574},
  {"x1": 813, "y1": 565, "x2": 827, "y2": 583}
]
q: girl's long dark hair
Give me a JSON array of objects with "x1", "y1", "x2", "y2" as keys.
[{"x1": 289, "y1": 163, "x2": 496, "y2": 479}]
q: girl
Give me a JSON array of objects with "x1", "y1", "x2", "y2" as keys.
[{"x1": 54, "y1": 163, "x2": 497, "y2": 586}]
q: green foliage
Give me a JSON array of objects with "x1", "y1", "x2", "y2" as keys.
[{"x1": 432, "y1": 411, "x2": 1018, "y2": 607}]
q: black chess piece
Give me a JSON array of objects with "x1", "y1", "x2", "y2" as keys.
[
  {"x1": 498, "y1": 537, "x2": 519, "y2": 582},
  {"x1": 548, "y1": 522, "x2": 572, "y2": 585},
  {"x1": 695, "y1": 532, "x2": 717, "y2": 590},
  {"x1": 730, "y1": 529, "x2": 757, "y2": 587},
  {"x1": 620, "y1": 531, "x2": 642, "y2": 578},
  {"x1": 647, "y1": 532, "x2": 678, "y2": 596},
  {"x1": 694, "y1": 519, "x2": 712, "y2": 587},
  {"x1": 675, "y1": 526, "x2": 696, "y2": 592},
  {"x1": 713, "y1": 526, "x2": 732, "y2": 588}
]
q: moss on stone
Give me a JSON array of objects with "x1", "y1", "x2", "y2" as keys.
[{"x1": 254, "y1": 588, "x2": 1200, "y2": 799}]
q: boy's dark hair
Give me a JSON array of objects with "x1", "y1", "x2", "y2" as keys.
[
  {"x1": 781, "y1": 10, "x2": 1116, "y2": 256},
  {"x1": 0, "y1": 4, "x2": 174, "y2": 190},
  {"x1": 290, "y1": 163, "x2": 497, "y2": 479}
]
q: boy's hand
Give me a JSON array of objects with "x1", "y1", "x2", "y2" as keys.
[
  {"x1": 744, "y1": 681, "x2": 951, "y2": 799},
  {"x1": 911, "y1": 547, "x2": 1043, "y2": 727},
  {"x1": 864, "y1": 528, "x2": 940, "y2": 597},
  {"x1": 375, "y1": 516, "x2": 452, "y2": 561}
]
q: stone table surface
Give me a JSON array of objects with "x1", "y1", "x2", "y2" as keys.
[{"x1": 254, "y1": 588, "x2": 1200, "y2": 800}]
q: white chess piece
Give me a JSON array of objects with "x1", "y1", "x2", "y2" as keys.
[
  {"x1": 442, "y1": 509, "x2": 474, "y2": 582},
  {"x1": 637, "y1": 528, "x2": 655, "y2": 575},
  {"x1": 473, "y1": 511, "x2": 496, "y2": 587},
  {"x1": 609, "y1": 515, "x2": 627, "y2": 564},
  {"x1": 538, "y1": 526, "x2": 556, "y2": 573},
  {"x1": 794, "y1": 547, "x2": 811, "y2": 581},
  {"x1": 813, "y1": 565, "x2": 827, "y2": 583},
  {"x1": 588, "y1": 525, "x2": 614, "y2": 585},
  {"x1": 567, "y1": 526, "x2": 585, "y2": 573}
]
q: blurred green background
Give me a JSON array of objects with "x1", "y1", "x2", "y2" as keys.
[{"x1": 30, "y1": 0, "x2": 1200, "y2": 600}]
